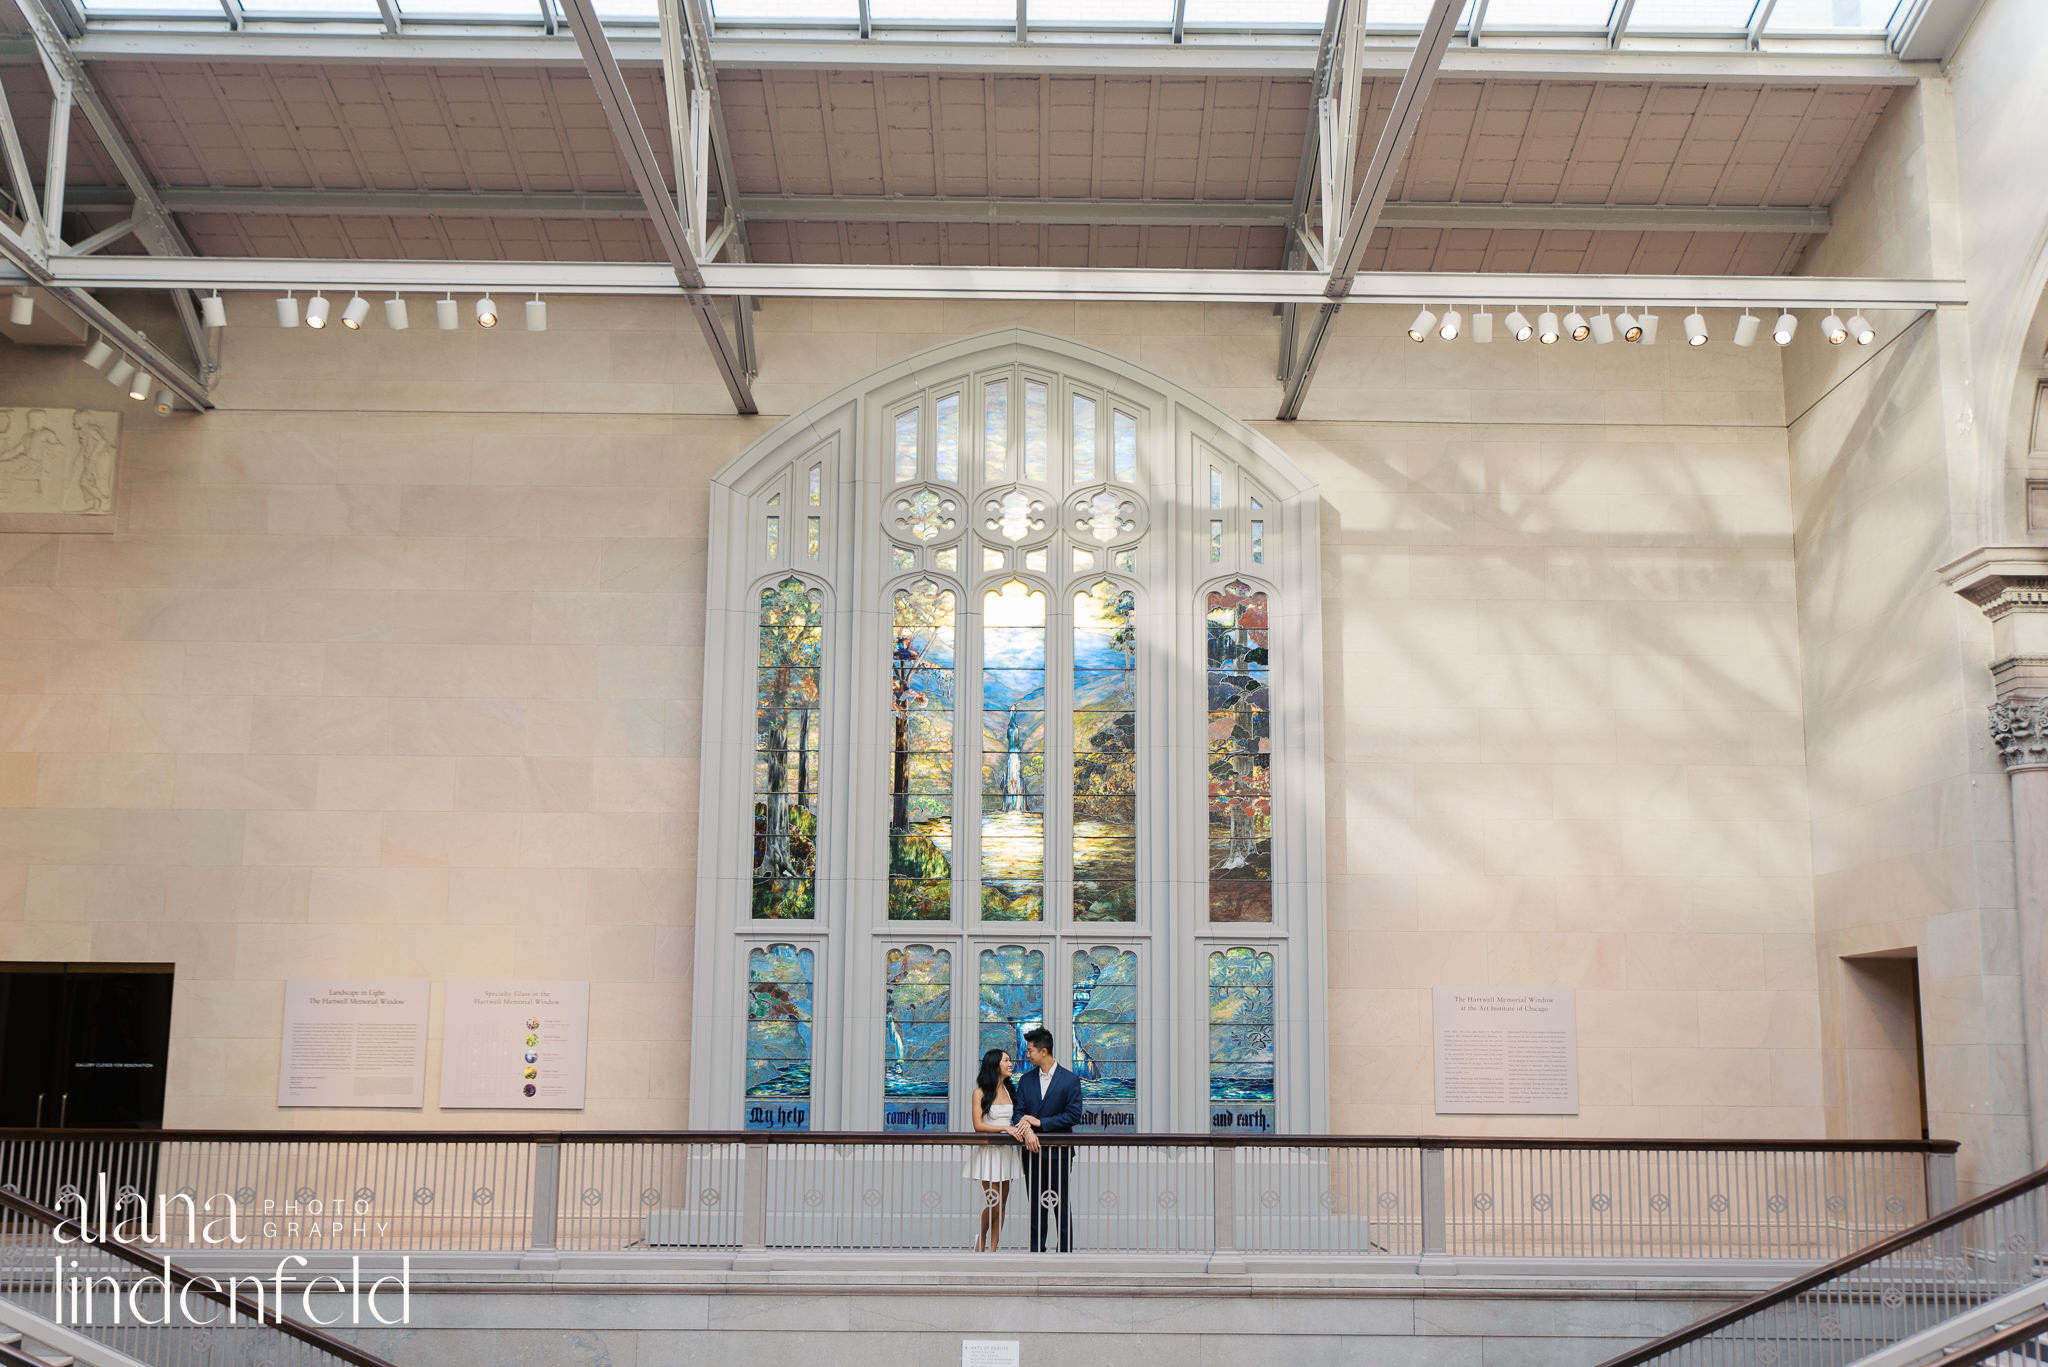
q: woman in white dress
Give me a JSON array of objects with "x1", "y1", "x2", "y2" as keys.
[{"x1": 965, "y1": 1048, "x2": 1028, "y2": 1251}]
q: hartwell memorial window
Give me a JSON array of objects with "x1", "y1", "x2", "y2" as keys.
[{"x1": 699, "y1": 334, "x2": 1326, "y2": 1133}]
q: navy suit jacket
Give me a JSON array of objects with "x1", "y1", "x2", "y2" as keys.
[{"x1": 1015, "y1": 1064, "x2": 1088, "y2": 1135}]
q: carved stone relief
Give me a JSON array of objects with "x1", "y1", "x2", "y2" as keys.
[{"x1": 0, "y1": 407, "x2": 118, "y2": 527}]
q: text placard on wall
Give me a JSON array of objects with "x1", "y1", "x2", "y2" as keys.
[
  {"x1": 1432, "y1": 987, "x2": 1579, "y2": 1115},
  {"x1": 439, "y1": 981, "x2": 590, "y2": 1110},
  {"x1": 278, "y1": 980, "x2": 429, "y2": 1108}
]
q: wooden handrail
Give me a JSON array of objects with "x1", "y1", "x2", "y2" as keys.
[
  {"x1": 0, "y1": 1188, "x2": 402, "y2": 1367},
  {"x1": 0, "y1": 1128, "x2": 1961, "y2": 1153},
  {"x1": 1593, "y1": 1160, "x2": 2048, "y2": 1367}
]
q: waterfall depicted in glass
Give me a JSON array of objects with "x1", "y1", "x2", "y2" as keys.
[
  {"x1": 746, "y1": 944, "x2": 813, "y2": 1130},
  {"x1": 883, "y1": 945, "x2": 951, "y2": 1132},
  {"x1": 890, "y1": 581, "x2": 956, "y2": 920},
  {"x1": 1207, "y1": 582, "x2": 1271, "y2": 922},
  {"x1": 981, "y1": 580, "x2": 1046, "y2": 921},
  {"x1": 1208, "y1": 946, "x2": 1274, "y2": 1134},
  {"x1": 1071, "y1": 947, "x2": 1137, "y2": 1133},
  {"x1": 979, "y1": 946, "x2": 1045, "y2": 1060},
  {"x1": 753, "y1": 578, "x2": 821, "y2": 919},
  {"x1": 1073, "y1": 580, "x2": 1137, "y2": 922}
]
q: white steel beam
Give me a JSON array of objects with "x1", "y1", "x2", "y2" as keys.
[
  {"x1": 0, "y1": 66, "x2": 44, "y2": 251},
  {"x1": 25, "y1": 27, "x2": 1924, "y2": 84},
  {"x1": 24, "y1": 254, "x2": 1969, "y2": 309},
  {"x1": 558, "y1": 0, "x2": 756, "y2": 413}
]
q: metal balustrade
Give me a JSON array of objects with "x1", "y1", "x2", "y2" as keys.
[
  {"x1": 0, "y1": 1131, "x2": 1955, "y2": 1261},
  {"x1": 1597, "y1": 1160, "x2": 2048, "y2": 1367}
]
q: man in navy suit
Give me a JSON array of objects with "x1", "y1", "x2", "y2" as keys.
[{"x1": 1013, "y1": 1026, "x2": 1087, "y2": 1252}]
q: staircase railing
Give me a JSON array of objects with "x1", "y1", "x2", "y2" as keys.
[
  {"x1": 0, "y1": 1188, "x2": 401, "y2": 1367},
  {"x1": 1596, "y1": 1162, "x2": 2048, "y2": 1367}
]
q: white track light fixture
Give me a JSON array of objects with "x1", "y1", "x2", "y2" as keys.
[
  {"x1": 305, "y1": 294, "x2": 330, "y2": 330},
  {"x1": 82, "y1": 337, "x2": 114, "y2": 370},
  {"x1": 200, "y1": 292, "x2": 227, "y2": 329},
  {"x1": 1616, "y1": 310, "x2": 1641, "y2": 342},
  {"x1": 1848, "y1": 312, "x2": 1875, "y2": 345},
  {"x1": 154, "y1": 388, "x2": 174, "y2": 417},
  {"x1": 1590, "y1": 311, "x2": 1615, "y2": 345},
  {"x1": 1407, "y1": 308, "x2": 1437, "y2": 342},
  {"x1": 436, "y1": 295, "x2": 458, "y2": 331},
  {"x1": 105, "y1": 358, "x2": 135, "y2": 389},
  {"x1": 1537, "y1": 310, "x2": 1561, "y2": 345},
  {"x1": 1472, "y1": 308, "x2": 1494, "y2": 344},
  {"x1": 1732, "y1": 311, "x2": 1760, "y2": 347},
  {"x1": 1638, "y1": 310, "x2": 1659, "y2": 346},
  {"x1": 385, "y1": 296, "x2": 410, "y2": 330},
  {"x1": 1565, "y1": 308, "x2": 1590, "y2": 341},
  {"x1": 526, "y1": 295, "x2": 548, "y2": 332},
  {"x1": 1772, "y1": 311, "x2": 1798, "y2": 346},
  {"x1": 128, "y1": 369, "x2": 151, "y2": 402},
  {"x1": 1821, "y1": 312, "x2": 1847, "y2": 345},
  {"x1": 342, "y1": 294, "x2": 371, "y2": 330},
  {"x1": 1437, "y1": 307, "x2": 1462, "y2": 341},
  {"x1": 1684, "y1": 310, "x2": 1710, "y2": 347},
  {"x1": 9, "y1": 291, "x2": 32, "y2": 326},
  {"x1": 1506, "y1": 308, "x2": 1533, "y2": 342},
  {"x1": 476, "y1": 296, "x2": 498, "y2": 328},
  {"x1": 276, "y1": 293, "x2": 300, "y2": 328}
]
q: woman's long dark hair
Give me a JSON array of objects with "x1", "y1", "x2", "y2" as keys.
[{"x1": 975, "y1": 1048, "x2": 1014, "y2": 1118}]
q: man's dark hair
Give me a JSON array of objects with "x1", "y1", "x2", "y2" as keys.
[{"x1": 1024, "y1": 1027, "x2": 1054, "y2": 1054}]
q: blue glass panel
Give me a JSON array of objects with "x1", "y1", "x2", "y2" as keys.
[
  {"x1": 977, "y1": 947, "x2": 1044, "y2": 1062},
  {"x1": 1073, "y1": 947, "x2": 1138, "y2": 1133},
  {"x1": 1208, "y1": 947, "x2": 1274, "y2": 1134},
  {"x1": 748, "y1": 946, "x2": 813, "y2": 1130}
]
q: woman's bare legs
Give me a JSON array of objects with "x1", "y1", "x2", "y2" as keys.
[
  {"x1": 977, "y1": 1181, "x2": 1001, "y2": 1251},
  {"x1": 989, "y1": 1180, "x2": 1009, "y2": 1250}
]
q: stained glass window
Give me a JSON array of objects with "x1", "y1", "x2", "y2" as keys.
[
  {"x1": 1208, "y1": 947, "x2": 1274, "y2": 1134},
  {"x1": 747, "y1": 945, "x2": 814, "y2": 1131},
  {"x1": 981, "y1": 581, "x2": 1046, "y2": 921},
  {"x1": 1250, "y1": 496, "x2": 1264, "y2": 565},
  {"x1": 979, "y1": 945, "x2": 1045, "y2": 1060},
  {"x1": 1073, "y1": 394, "x2": 1097, "y2": 482},
  {"x1": 890, "y1": 582, "x2": 956, "y2": 920},
  {"x1": 1071, "y1": 947, "x2": 1137, "y2": 1133},
  {"x1": 1207, "y1": 582, "x2": 1271, "y2": 923},
  {"x1": 754, "y1": 578, "x2": 821, "y2": 919},
  {"x1": 892, "y1": 547, "x2": 916, "y2": 571},
  {"x1": 1113, "y1": 411, "x2": 1137, "y2": 484},
  {"x1": 984, "y1": 379, "x2": 1009, "y2": 479},
  {"x1": 934, "y1": 547, "x2": 957, "y2": 572},
  {"x1": 1023, "y1": 380, "x2": 1049, "y2": 482},
  {"x1": 1073, "y1": 581, "x2": 1137, "y2": 922},
  {"x1": 883, "y1": 945, "x2": 951, "y2": 1132},
  {"x1": 936, "y1": 393, "x2": 961, "y2": 483},
  {"x1": 894, "y1": 408, "x2": 919, "y2": 482}
]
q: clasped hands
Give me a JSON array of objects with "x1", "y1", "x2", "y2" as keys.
[{"x1": 1009, "y1": 1113, "x2": 1042, "y2": 1153}]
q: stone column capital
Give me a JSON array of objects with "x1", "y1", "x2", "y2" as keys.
[{"x1": 1991, "y1": 695, "x2": 2048, "y2": 772}]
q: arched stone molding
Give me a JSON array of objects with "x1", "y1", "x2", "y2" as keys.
[{"x1": 692, "y1": 329, "x2": 1328, "y2": 1135}]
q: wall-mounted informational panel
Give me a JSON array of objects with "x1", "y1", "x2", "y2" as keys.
[
  {"x1": 439, "y1": 981, "x2": 590, "y2": 1110},
  {"x1": 278, "y1": 980, "x2": 429, "y2": 1108},
  {"x1": 1432, "y1": 987, "x2": 1579, "y2": 1116}
]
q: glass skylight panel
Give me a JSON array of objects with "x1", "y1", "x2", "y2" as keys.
[
  {"x1": 1764, "y1": 0, "x2": 1901, "y2": 31},
  {"x1": 591, "y1": 0, "x2": 657, "y2": 17},
  {"x1": 1478, "y1": 0, "x2": 1615, "y2": 27},
  {"x1": 869, "y1": 0, "x2": 1009, "y2": 20},
  {"x1": 1031, "y1": 0, "x2": 1173, "y2": 24},
  {"x1": 1179, "y1": 0, "x2": 1323, "y2": 27},
  {"x1": 1622, "y1": 0, "x2": 1759, "y2": 30},
  {"x1": 76, "y1": 0, "x2": 233, "y2": 14},
  {"x1": 709, "y1": 0, "x2": 859, "y2": 19},
  {"x1": 1357, "y1": 0, "x2": 1477, "y2": 26},
  {"x1": 239, "y1": 0, "x2": 383, "y2": 13},
  {"x1": 392, "y1": 0, "x2": 544, "y2": 16}
]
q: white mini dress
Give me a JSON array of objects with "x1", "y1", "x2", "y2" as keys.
[{"x1": 964, "y1": 1101, "x2": 1026, "y2": 1184}]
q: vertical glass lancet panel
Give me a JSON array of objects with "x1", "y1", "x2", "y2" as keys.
[
  {"x1": 746, "y1": 945, "x2": 813, "y2": 1131},
  {"x1": 808, "y1": 464, "x2": 821, "y2": 506},
  {"x1": 1210, "y1": 519, "x2": 1223, "y2": 563},
  {"x1": 1207, "y1": 582, "x2": 1271, "y2": 923},
  {"x1": 895, "y1": 408, "x2": 920, "y2": 483},
  {"x1": 767, "y1": 517, "x2": 780, "y2": 559},
  {"x1": 890, "y1": 582, "x2": 956, "y2": 920},
  {"x1": 1071, "y1": 947, "x2": 1137, "y2": 1133},
  {"x1": 1113, "y1": 411, "x2": 1137, "y2": 484},
  {"x1": 984, "y1": 379, "x2": 1010, "y2": 480},
  {"x1": 753, "y1": 578, "x2": 821, "y2": 919},
  {"x1": 981, "y1": 580, "x2": 1047, "y2": 922},
  {"x1": 1072, "y1": 394, "x2": 1097, "y2": 482},
  {"x1": 1073, "y1": 581, "x2": 1137, "y2": 922},
  {"x1": 1208, "y1": 947, "x2": 1274, "y2": 1135},
  {"x1": 936, "y1": 393, "x2": 961, "y2": 483},
  {"x1": 1209, "y1": 468, "x2": 1223, "y2": 508},
  {"x1": 1251, "y1": 500, "x2": 1264, "y2": 565},
  {"x1": 1024, "y1": 380, "x2": 1049, "y2": 483},
  {"x1": 979, "y1": 945, "x2": 1045, "y2": 1060},
  {"x1": 883, "y1": 945, "x2": 951, "y2": 1132},
  {"x1": 807, "y1": 517, "x2": 821, "y2": 560}
]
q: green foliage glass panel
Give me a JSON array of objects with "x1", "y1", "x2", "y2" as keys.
[
  {"x1": 1208, "y1": 946, "x2": 1274, "y2": 1134},
  {"x1": 1206, "y1": 582, "x2": 1271, "y2": 923},
  {"x1": 1071, "y1": 947, "x2": 1137, "y2": 1132},
  {"x1": 978, "y1": 945, "x2": 1044, "y2": 1062},
  {"x1": 891, "y1": 582, "x2": 956, "y2": 919},
  {"x1": 747, "y1": 944, "x2": 813, "y2": 1130},
  {"x1": 981, "y1": 581, "x2": 1045, "y2": 922},
  {"x1": 1073, "y1": 580, "x2": 1137, "y2": 922},
  {"x1": 883, "y1": 945, "x2": 951, "y2": 1132},
  {"x1": 753, "y1": 578, "x2": 821, "y2": 919}
]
